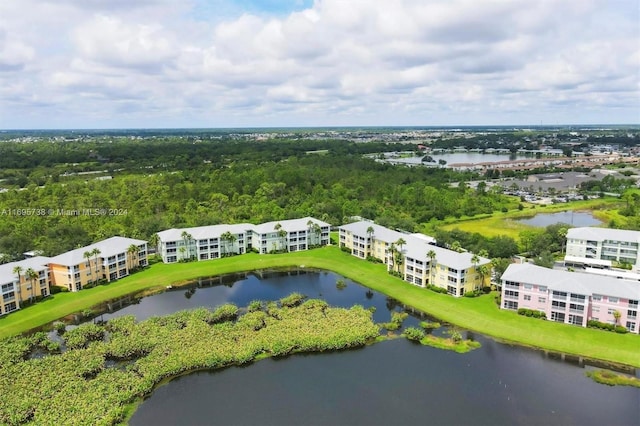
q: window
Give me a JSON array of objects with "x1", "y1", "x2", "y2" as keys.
[
  {"x1": 524, "y1": 295, "x2": 531, "y2": 301},
  {"x1": 4, "y1": 301, "x2": 17, "y2": 312},
  {"x1": 592, "y1": 306, "x2": 600, "y2": 313},
  {"x1": 550, "y1": 312, "x2": 565, "y2": 323},
  {"x1": 538, "y1": 297, "x2": 546, "y2": 303},
  {"x1": 626, "y1": 322, "x2": 636, "y2": 332},
  {"x1": 607, "y1": 308, "x2": 617, "y2": 315},
  {"x1": 627, "y1": 310, "x2": 637, "y2": 320},
  {"x1": 552, "y1": 300, "x2": 566, "y2": 309},
  {"x1": 569, "y1": 303, "x2": 584, "y2": 313},
  {"x1": 608, "y1": 297, "x2": 619, "y2": 304},
  {"x1": 592, "y1": 294, "x2": 602, "y2": 301},
  {"x1": 503, "y1": 300, "x2": 518, "y2": 310},
  {"x1": 504, "y1": 290, "x2": 519, "y2": 299},
  {"x1": 524, "y1": 284, "x2": 533, "y2": 290},
  {"x1": 538, "y1": 286, "x2": 547, "y2": 292},
  {"x1": 629, "y1": 300, "x2": 639, "y2": 308},
  {"x1": 568, "y1": 314, "x2": 583, "y2": 325}
]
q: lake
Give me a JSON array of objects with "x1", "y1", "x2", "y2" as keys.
[
  {"x1": 517, "y1": 211, "x2": 602, "y2": 227},
  {"x1": 87, "y1": 269, "x2": 638, "y2": 426},
  {"x1": 378, "y1": 152, "x2": 531, "y2": 166}
]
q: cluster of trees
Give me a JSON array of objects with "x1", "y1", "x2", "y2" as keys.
[{"x1": 0, "y1": 144, "x2": 519, "y2": 260}]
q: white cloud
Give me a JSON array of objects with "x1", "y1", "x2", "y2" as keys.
[{"x1": 0, "y1": 0, "x2": 638, "y2": 128}]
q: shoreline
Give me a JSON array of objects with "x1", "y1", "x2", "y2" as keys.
[{"x1": 1, "y1": 246, "x2": 639, "y2": 367}]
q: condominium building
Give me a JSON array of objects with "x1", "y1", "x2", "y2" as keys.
[
  {"x1": 501, "y1": 263, "x2": 639, "y2": 334},
  {"x1": 0, "y1": 256, "x2": 52, "y2": 315},
  {"x1": 48, "y1": 236, "x2": 148, "y2": 292},
  {"x1": 338, "y1": 221, "x2": 490, "y2": 296},
  {"x1": 156, "y1": 217, "x2": 331, "y2": 263},
  {"x1": 565, "y1": 227, "x2": 640, "y2": 269}
]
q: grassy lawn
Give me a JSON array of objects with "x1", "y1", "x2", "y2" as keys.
[
  {"x1": 430, "y1": 197, "x2": 625, "y2": 240},
  {"x1": 1, "y1": 246, "x2": 639, "y2": 366}
]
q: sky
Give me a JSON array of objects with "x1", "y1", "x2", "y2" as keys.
[{"x1": 0, "y1": 0, "x2": 638, "y2": 129}]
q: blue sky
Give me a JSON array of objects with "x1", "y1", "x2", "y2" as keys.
[{"x1": 0, "y1": 0, "x2": 638, "y2": 129}]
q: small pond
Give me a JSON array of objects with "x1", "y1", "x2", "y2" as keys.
[{"x1": 516, "y1": 211, "x2": 602, "y2": 227}]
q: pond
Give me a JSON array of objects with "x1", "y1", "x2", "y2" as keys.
[
  {"x1": 377, "y1": 152, "x2": 531, "y2": 167},
  {"x1": 516, "y1": 211, "x2": 602, "y2": 227},
  {"x1": 91, "y1": 269, "x2": 639, "y2": 426}
]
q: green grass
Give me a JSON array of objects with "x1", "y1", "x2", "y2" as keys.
[
  {"x1": 419, "y1": 335, "x2": 482, "y2": 353},
  {"x1": 431, "y1": 197, "x2": 626, "y2": 240},
  {"x1": 2, "y1": 246, "x2": 639, "y2": 367},
  {"x1": 586, "y1": 370, "x2": 640, "y2": 387}
]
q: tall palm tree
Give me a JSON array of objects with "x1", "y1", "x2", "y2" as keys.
[
  {"x1": 366, "y1": 226, "x2": 375, "y2": 258},
  {"x1": 470, "y1": 254, "x2": 480, "y2": 290},
  {"x1": 25, "y1": 267, "x2": 37, "y2": 302},
  {"x1": 313, "y1": 223, "x2": 322, "y2": 245},
  {"x1": 450, "y1": 241, "x2": 462, "y2": 253},
  {"x1": 388, "y1": 243, "x2": 396, "y2": 273},
  {"x1": 307, "y1": 219, "x2": 314, "y2": 247},
  {"x1": 83, "y1": 251, "x2": 93, "y2": 283},
  {"x1": 149, "y1": 233, "x2": 159, "y2": 252},
  {"x1": 227, "y1": 233, "x2": 238, "y2": 255},
  {"x1": 427, "y1": 249, "x2": 436, "y2": 285},
  {"x1": 181, "y1": 231, "x2": 193, "y2": 260},
  {"x1": 395, "y1": 238, "x2": 406, "y2": 275},
  {"x1": 274, "y1": 223, "x2": 287, "y2": 251},
  {"x1": 12, "y1": 265, "x2": 23, "y2": 307},
  {"x1": 127, "y1": 244, "x2": 139, "y2": 272},
  {"x1": 91, "y1": 248, "x2": 101, "y2": 282},
  {"x1": 220, "y1": 231, "x2": 231, "y2": 257}
]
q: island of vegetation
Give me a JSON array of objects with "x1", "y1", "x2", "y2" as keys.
[{"x1": 0, "y1": 295, "x2": 379, "y2": 425}]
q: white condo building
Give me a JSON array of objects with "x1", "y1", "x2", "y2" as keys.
[
  {"x1": 156, "y1": 217, "x2": 331, "y2": 263},
  {"x1": 565, "y1": 227, "x2": 640, "y2": 269},
  {"x1": 0, "y1": 256, "x2": 52, "y2": 315}
]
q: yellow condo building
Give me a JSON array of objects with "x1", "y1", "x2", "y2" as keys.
[
  {"x1": 48, "y1": 236, "x2": 148, "y2": 292},
  {"x1": 339, "y1": 221, "x2": 491, "y2": 297},
  {"x1": 0, "y1": 256, "x2": 53, "y2": 315}
]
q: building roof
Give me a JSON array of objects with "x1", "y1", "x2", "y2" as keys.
[
  {"x1": 253, "y1": 217, "x2": 331, "y2": 234},
  {"x1": 0, "y1": 256, "x2": 52, "y2": 283},
  {"x1": 48, "y1": 236, "x2": 147, "y2": 266},
  {"x1": 157, "y1": 217, "x2": 332, "y2": 242},
  {"x1": 339, "y1": 221, "x2": 406, "y2": 244},
  {"x1": 157, "y1": 224, "x2": 253, "y2": 242},
  {"x1": 501, "y1": 263, "x2": 640, "y2": 300},
  {"x1": 567, "y1": 227, "x2": 640, "y2": 243}
]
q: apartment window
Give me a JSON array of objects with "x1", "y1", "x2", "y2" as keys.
[
  {"x1": 592, "y1": 306, "x2": 600, "y2": 313},
  {"x1": 504, "y1": 290, "x2": 519, "y2": 299},
  {"x1": 608, "y1": 297, "x2": 618, "y2": 304},
  {"x1": 1, "y1": 283, "x2": 13, "y2": 293},
  {"x1": 538, "y1": 297, "x2": 546, "y2": 303},
  {"x1": 524, "y1": 295, "x2": 531, "y2": 301},
  {"x1": 607, "y1": 308, "x2": 617, "y2": 315},
  {"x1": 447, "y1": 285, "x2": 457, "y2": 296},
  {"x1": 627, "y1": 310, "x2": 637, "y2": 320},
  {"x1": 3, "y1": 291, "x2": 15, "y2": 301},
  {"x1": 524, "y1": 284, "x2": 533, "y2": 290},
  {"x1": 503, "y1": 300, "x2": 518, "y2": 310},
  {"x1": 629, "y1": 300, "x2": 639, "y2": 308},
  {"x1": 200, "y1": 253, "x2": 209, "y2": 260},
  {"x1": 167, "y1": 256, "x2": 177, "y2": 263},
  {"x1": 626, "y1": 322, "x2": 636, "y2": 332},
  {"x1": 592, "y1": 294, "x2": 602, "y2": 301},
  {"x1": 550, "y1": 312, "x2": 566, "y2": 323},
  {"x1": 569, "y1": 303, "x2": 584, "y2": 313},
  {"x1": 568, "y1": 315, "x2": 583, "y2": 325},
  {"x1": 4, "y1": 301, "x2": 17, "y2": 312},
  {"x1": 538, "y1": 286, "x2": 547, "y2": 292},
  {"x1": 551, "y1": 300, "x2": 566, "y2": 309},
  {"x1": 552, "y1": 291, "x2": 567, "y2": 299}
]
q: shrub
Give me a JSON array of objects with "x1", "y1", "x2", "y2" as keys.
[
  {"x1": 426, "y1": 284, "x2": 447, "y2": 294},
  {"x1": 53, "y1": 321, "x2": 66, "y2": 334},
  {"x1": 615, "y1": 326, "x2": 629, "y2": 334},
  {"x1": 279, "y1": 292, "x2": 307, "y2": 308},
  {"x1": 340, "y1": 246, "x2": 351, "y2": 253},
  {"x1": 210, "y1": 304, "x2": 239, "y2": 323},
  {"x1": 420, "y1": 321, "x2": 441, "y2": 330},
  {"x1": 403, "y1": 327, "x2": 425, "y2": 342},
  {"x1": 247, "y1": 300, "x2": 263, "y2": 312},
  {"x1": 336, "y1": 279, "x2": 347, "y2": 290}
]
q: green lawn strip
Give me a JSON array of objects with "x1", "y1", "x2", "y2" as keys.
[
  {"x1": 586, "y1": 369, "x2": 640, "y2": 387},
  {"x1": 1, "y1": 247, "x2": 639, "y2": 366}
]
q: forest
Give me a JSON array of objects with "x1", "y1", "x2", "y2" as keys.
[{"x1": 0, "y1": 137, "x2": 521, "y2": 260}]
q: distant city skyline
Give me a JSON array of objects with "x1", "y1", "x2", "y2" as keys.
[{"x1": 0, "y1": 0, "x2": 638, "y2": 129}]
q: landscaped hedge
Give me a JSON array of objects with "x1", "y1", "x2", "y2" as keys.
[
  {"x1": 587, "y1": 320, "x2": 628, "y2": 334},
  {"x1": 426, "y1": 284, "x2": 447, "y2": 294},
  {"x1": 517, "y1": 308, "x2": 547, "y2": 319}
]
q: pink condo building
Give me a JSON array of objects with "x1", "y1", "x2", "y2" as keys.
[{"x1": 501, "y1": 263, "x2": 639, "y2": 334}]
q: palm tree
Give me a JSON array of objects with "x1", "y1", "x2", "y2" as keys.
[
  {"x1": 450, "y1": 241, "x2": 462, "y2": 253},
  {"x1": 307, "y1": 219, "x2": 314, "y2": 247},
  {"x1": 427, "y1": 249, "x2": 436, "y2": 285},
  {"x1": 274, "y1": 223, "x2": 287, "y2": 251},
  {"x1": 613, "y1": 310, "x2": 621, "y2": 327},
  {"x1": 83, "y1": 251, "x2": 93, "y2": 283},
  {"x1": 181, "y1": 231, "x2": 193, "y2": 260},
  {"x1": 220, "y1": 231, "x2": 232, "y2": 257},
  {"x1": 91, "y1": 248, "x2": 101, "y2": 282},
  {"x1": 477, "y1": 264, "x2": 489, "y2": 290},
  {"x1": 25, "y1": 267, "x2": 37, "y2": 302},
  {"x1": 12, "y1": 265, "x2": 23, "y2": 307},
  {"x1": 313, "y1": 223, "x2": 322, "y2": 245},
  {"x1": 149, "y1": 233, "x2": 159, "y2": 252},
  {"x1": 478, "y1": 249, "x2": 489, "y2": 259},
  {"x1": 558, "y1": 226, "x2": 568, "y2": 255},
  {"x1": 127, "y1": 244, "x2": 139, "y2": 272},
  {"x1": 470, "y1": 254, "x2": 480, "y2": 290},
  {"x1": 366, "y1": 226, "x2": 375, "y2": 258},
  {"x1": 227, "y1": 233, "x2": 238, "y2": 255},
  {"x1": 395, "y1": 238, "x2": 406, "y2": 275},
  {"x1": 388, "y1": 243, "x2": 396, "y2": 273}
]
